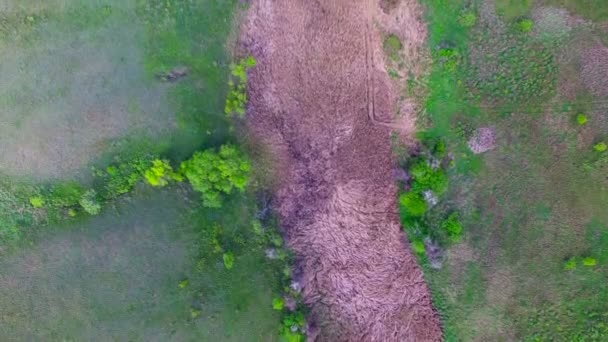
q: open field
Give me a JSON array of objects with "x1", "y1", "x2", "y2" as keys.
[
  {"x1": 0, "y1": 189, "x2": 281, "y2": 341},
  {"x1": 410, "y1": 0, "x2": 608, "y2": 340},
  {"x1": 0, "y1": 0, "x2": 233, "y2": 180}
]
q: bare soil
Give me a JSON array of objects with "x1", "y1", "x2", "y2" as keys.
[{"x1": 241, "y1": 0, "x2": 441, "y2": 340}]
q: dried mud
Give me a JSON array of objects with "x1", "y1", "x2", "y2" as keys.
[{"x1": 241, "y1": 0, "x2": 441, "y2": 340}]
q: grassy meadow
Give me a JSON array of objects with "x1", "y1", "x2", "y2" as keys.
[
  {"x1": 0, "y1": 189, "x2": 281, "y2": 341},
  {"x1": 0, "y1": 0, "x2": 286, "y2": 340},
  {"x1": 394, "y1": 0, "x2": 608, "y2": 340}
]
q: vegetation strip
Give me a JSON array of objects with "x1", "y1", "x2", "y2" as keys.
[{"x1": 408, "y1": 0, "x2": 608, "y2": 340}]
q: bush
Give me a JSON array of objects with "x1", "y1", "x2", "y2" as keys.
[
  {"x1": 79, "y1": 189, "x2": 102, "y2": 215},
  {"x1": 411, "y1": 240, "x2": 426, "y2": 255},
  {"x1": 47, "y1": 182, "x2": 85, "y2": 208},
  {"x1": 438, "y1": 47, "x2": 460, "y2": 72},
  {"x1": 180, "y1": 145, "x2": 251, "y2": 208},
  {"x1": 225, "y1": 56, "x2": 256, "y2": 117},
  {"x1": 576, "y1": 113, "x2": 588, "y2": 125},
  {"x1": 272, "y1": 297, "x2": 284, "y2": 311},
  {"x1": 594, "y1": 142, "x2": 607, "y2": 152},
  {"x1": 441, "y1": 213, "x2": 463, "y2": 241},
  {"x1": 410, "y1": 161, "x2": 448, "y2": 195},
  {"x1": 582, "y1": 257, "x2": 597, "y2": 267},
  {"x1": 383, "y1": 34, "x2": 402, "y2": 60},
  {"x1": 144, "y1": 159, "x2": 182, "y2": 187},
  {"x1": 517, "y1": 18, "x2": 534, "y2": 33},
  {"x1": 101, "y1": 156, "x2": 154, "y2": 198},
  {"x1": 280, "y1": 312, "x2": 306, "y2": 342},
  {"x1": 458, "y1": 11, "x2": 477, "y2": 28},
  {"x1": 29, "y1": 195, "x2": 45, "y2": 208},
  {"x1": 178, "y1": 278, "x2": 189, "y2": 289},
  {"x1": 564, "y1": 257, "x2": 577, "y2": 270},
  {"x1": 223, "y1": 252, "x2": 235, "y2": 270},
  {"x1": 399, "y1": 192, "x2": 428, "y2": 217}
]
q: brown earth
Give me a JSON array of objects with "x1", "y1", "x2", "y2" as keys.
[{"x1": 241, "y1": 0, "x2": 441, "y2": 340}]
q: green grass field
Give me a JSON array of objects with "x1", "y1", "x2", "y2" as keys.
[
  {"x1": 0, "y1": 0, "x2": 233, "y2": 180},
  {"x1": 411, "y1": 0, "x2": 608, "y2": 340},
  {"x1": 0, "y1": 189, "x2": 281, "y2": 341}
]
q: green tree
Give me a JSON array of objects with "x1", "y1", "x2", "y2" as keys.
[{"x1": 180, "y1": 145, "x2": 251, "y2": 208}]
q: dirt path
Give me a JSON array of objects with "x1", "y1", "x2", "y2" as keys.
[{"x1": 241, "y1": 0, "x2": 441, "y2": 340}]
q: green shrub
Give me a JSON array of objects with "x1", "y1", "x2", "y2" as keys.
[
  {"x1": 564, "y1": 257, "x2": 577, "y2": 270},
  {"x1": 178, "y1": 278, "x2": 189, "y2": 289},
  {"x1": 272, "y1": 297, "x2": 284, "y2": 311},
  {"x1": 576, "y1": 113, "x2": 588, "y2": 125},
  {"x1": 47, "y1": 182, "x2": 85, "y2": 208},
  {"x1": 225, "y1": 56, "x2": 256, "y2": 117},
  {"x1": 190, "y1": 307, "x2": 201, "y2": 319},
  {"x1": 399, "y1": 192, "x2": 428, "y2": 217},
  {"x1": 101, "y1": 156, "x2": 154, "y2": 198},
  {"x1": 280, "y1": 312, "x2": 306, "y2": 342},
  {"x1": 180, "y1": 145, "x2": 251, "y2": 208},
  {"x1": 383, "y1": 34, "x2": 402, "y2": 59},
  {"x1": 441, "y1": 213, "x2": 463, "y2": 241},
  {"x1": 411, "y1": 240, "x2": 426, "y2": 255},
  {"x1": 582, "y1": 257, "x2": 597, "y2": 266},
  {"x1": 223, "y1": 252, "x2": 235, "y2": 270},
  {"x1": 458, "y1": 11, "x2": 477, "y2": 28},
  {"x1": 517, "y1": 18, "x2": 534, "y2": 33},
  {"x1": 594, "y1": 142, "x2": 607, "y2": 152},
  {"x1": 438, "y1": 47, "x2": 460, "y2": 72},
  {"x1": 79, "y1": 189, "x2": 102, "y2": 215},
  {"x1": 410, "y1": 161, "x2": 448, "y2": 195},
  {"x1": 144, "y1": 159, "x2": 182, "y2": 187},
  {"x1": 29, "y1": 195, "x2": 45, "y2": 208}
]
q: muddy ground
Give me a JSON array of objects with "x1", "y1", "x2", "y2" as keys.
[{"x1": 241, "y1": 0, "x2": 441, "y2": 340}]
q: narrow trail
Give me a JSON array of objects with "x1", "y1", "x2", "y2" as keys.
[{"x1": 241, "y1": 0, "x2": 441, "y2": 340}]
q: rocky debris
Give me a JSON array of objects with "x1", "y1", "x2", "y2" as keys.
[
  {"x1": 284, "y1": 296, "x2": 297, "y2": 311},
  {"x1": 423, "y1": 190, "x2": 438, "y2": 207},
  {"x1": 425, "y1": 238, "x2": 444, "y2": 270},
  {"x1": 265, "y1": 248, "x2": 278, "y2": 260},
  {"x1": 468, "y1": 127, "x2": 496, "y2": 154},
  {"x1": 392, "y1": 168, "x2": 409, "y2": 182},
  {"x1": 157, "y1": 66, "x2": 188, "y2": 82},
  {"x1": 289, "y1": 281, "x2": 302, "y2": 294}
]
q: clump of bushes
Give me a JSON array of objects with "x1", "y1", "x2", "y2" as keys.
[
  {"x1": 438, "y1": 47, "x2": 460, "y2": 72},
  {"x1": 180, "y1": 144, "x2": 251, "y2": 208},
  {"x1": 397, "y1": 138, "x2": 466, "y2": 258},
  {"x1": 99, "y1": 155, "x2": 156, "y2": 198},
  {"x1": 564, "y1": 256, "x2": 598, "y2": 269},
  {"x1": 410, "y1": 161, "x2": 448, "y2": 195},
  {"x1": 225, "y1": 56, "x2": 256, "y2": 117}
]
